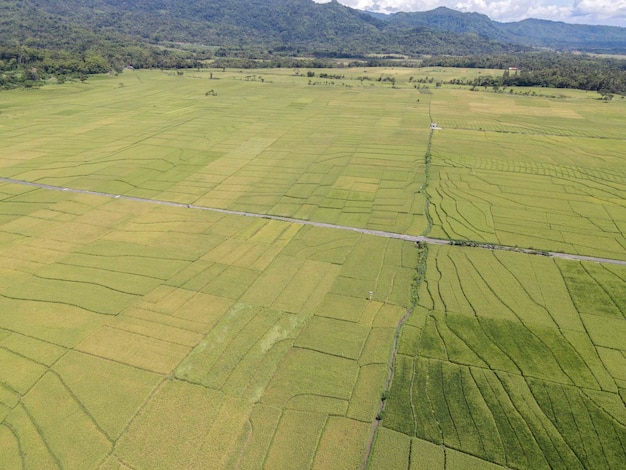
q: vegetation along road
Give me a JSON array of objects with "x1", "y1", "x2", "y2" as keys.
[{"x1": 2, "y1": 176, "x2": 624, "y2": 267}]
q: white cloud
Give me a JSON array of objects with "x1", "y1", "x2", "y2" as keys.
[
  {"x1": 572, "y1": 0, "x2": 626, "y2": 24},
  {"x1": 313, "y1": 0, "x2": 626, "y2": 26}
]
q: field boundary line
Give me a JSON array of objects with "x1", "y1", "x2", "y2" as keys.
[
  {"x1": 450, "y1": 126, "x2": 626, "y2": 141},
  {"x1": 1, "y1": 177, "x2": 625, "y2": 266}
]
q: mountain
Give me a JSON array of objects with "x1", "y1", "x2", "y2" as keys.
[
  {"x1": 0, "y1": 0, "x2": 523, "y2": 58},
  {"x1": 501, "y1": 18, "x2": 626, "y2": 51},
  {"x1": 25, "y1": 0, "x2": 384, "y2": 48},
  {"x1": 377, "y1": 7, "x2": 626, "y2": 53},
  {"x1": 1, "y1": 0, "x2": 626, "y2": 65},
  {"x1": 381, "y1": 7, "x2": 508, "y2": 40}
]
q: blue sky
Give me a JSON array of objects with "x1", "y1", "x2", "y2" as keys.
[{"x1": 314, "y1": 0, "x2": 626, "y2": 27}]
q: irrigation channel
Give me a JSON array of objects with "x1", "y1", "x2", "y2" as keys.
[{"x1": 1, "y1": 176, "x2": 625, "y2": 267}]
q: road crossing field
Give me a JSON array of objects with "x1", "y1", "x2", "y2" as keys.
[{"x1": 0, "y1": 68, "x2": 624, "y2": 469}]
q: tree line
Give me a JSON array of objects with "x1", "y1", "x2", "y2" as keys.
[
  {"x1": 2, "y1": 44, "x2": 625, "y2": 96},
  {"x1": 0, "y1": 44, "x2": 205, "y2": 89},
  {"x1": 423, "y1": 52, "x2": 626, "y2": 95}
]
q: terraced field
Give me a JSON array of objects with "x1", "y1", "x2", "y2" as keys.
[{"x1": 0, "y1": 68, "x2": 624, "y2": 469}]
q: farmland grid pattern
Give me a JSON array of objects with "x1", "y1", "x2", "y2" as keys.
[
  {"x1": 371, "y1": 84, "x2": 626, "y2": 469},
  {"x1": 0, "y1": 69, "x2": 624, "y2": 469}
]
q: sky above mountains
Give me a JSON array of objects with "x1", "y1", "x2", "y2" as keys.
[{"x1": 314, "y1": 0, "x2": 626, "y2": 27}]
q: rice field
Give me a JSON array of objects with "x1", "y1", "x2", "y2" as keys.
[
  {"x1": 0, "y1": 180, "x2": 417, "y2": 469},
  {"x1": 0, "y1": 68, "x2": 625, "y2": 469},
  {"x1": 378, "y1": 244, "x2": 626, "y2": 469},
  {"x1": 0, "y1": 68, "x2": 431, "y2": 235},
  {"x1": 427, "y1": 89, "x2": 626, "y2": 260}
]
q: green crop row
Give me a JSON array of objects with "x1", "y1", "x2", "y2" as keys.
[{"x1": 379, "y1": 244, "x2": 626, "y2": 469}]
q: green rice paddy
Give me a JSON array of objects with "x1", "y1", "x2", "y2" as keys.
[
  {"x1": 381, "y1": 245, "x2": 626, "y2": 469},
  {"x1": 0, "y1": 68, "x2": 624, "y2": 469},
  {"x1": 428, "y1": 89, "x2": 626, "y2": 260}
]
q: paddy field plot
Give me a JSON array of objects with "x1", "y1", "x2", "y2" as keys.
[
  {"x1": 0, "y1": 183, "x2": 418, "y2": 469},
  {"x1": 1, "y1": 68, "x2": 626, "y2": 469},
  {"x1": 427, "y1": 88, "x2": 626, "y2": 260},
  {"x1": 0, "y1": 69, "x2": 430, "y2": 235},
  {"x1": 376, "y1": 243, "x2": 626, "y2": 470}
]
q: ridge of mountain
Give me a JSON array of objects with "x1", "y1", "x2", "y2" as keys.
[
  {"x1": 376, "y1": 6, "x2": 626, "y2": 51},
  {"x1": 1, "y1": 0, "x2": 625, "y2": 57}
]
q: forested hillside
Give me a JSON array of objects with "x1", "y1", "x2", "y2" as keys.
[
  {"x1": 2, "y1": 0, "x2": 525, "y2": 56},
  {"x1": 380, "y1": 7, "x2": 626, "y2": 53}
]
